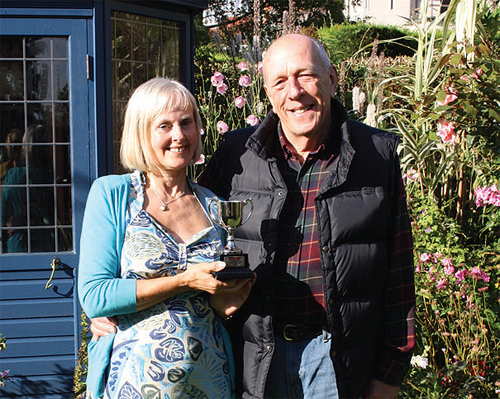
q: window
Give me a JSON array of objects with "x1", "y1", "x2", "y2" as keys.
[
  {"x1": 111, "y1": 11, "x2": 182, "y2": 173},
  {"x1": 0, "y1": 36, "x2": 72, "y2": 253}
]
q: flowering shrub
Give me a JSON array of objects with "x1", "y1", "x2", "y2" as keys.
[
  {"x1": 192, "y1": 54, "x2": 269, "y2": 178},
  {"x1": 400, "y1": 191, "x2": 500, "y2": 398}
]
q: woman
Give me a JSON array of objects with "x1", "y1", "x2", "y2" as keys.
[{"x1": 78, "y1": 77, "x2": 254, "y2": 399}]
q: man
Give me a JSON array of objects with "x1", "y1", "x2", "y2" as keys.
[{"x1": 91, "y1": 33, "x2": 415, "y2": 399}]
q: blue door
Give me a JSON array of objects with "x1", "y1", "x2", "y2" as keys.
[{"x1": 0, "y1": 16, "x2": 91, "y2": 397}]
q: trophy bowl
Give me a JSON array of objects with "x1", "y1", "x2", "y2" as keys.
[{"x1": 208, "y1": 198, "x2": 254, "y2": 280}]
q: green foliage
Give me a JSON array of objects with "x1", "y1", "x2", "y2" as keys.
[
  {"x1": 72, "y1": 311, "x2": 91, "y2": 398},
  {"x1": 0, "y1": 335, "x2": 10, "y2": 387},
  {"x1": 318, "y1": 22, "x2": 419, "y2": 66},
  {"x1": 400, "y1": 190, "x2": 500, "y2": 398}
]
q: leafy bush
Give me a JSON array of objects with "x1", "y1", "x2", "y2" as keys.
[
  {"x1": 400, "y1": 190, "x2": 500, "y2": 398},
  {"x1": 318, "y1": 22, "x2": 419, "y2": 65}
]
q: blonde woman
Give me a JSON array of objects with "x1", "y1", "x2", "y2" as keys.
[{"x1": 78, "y1": 78, "x2": 254, "y2": 399}]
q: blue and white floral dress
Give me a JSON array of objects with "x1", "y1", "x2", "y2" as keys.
[{"x1": 104, "y1": 171, "x2": 232, "y2": 399}]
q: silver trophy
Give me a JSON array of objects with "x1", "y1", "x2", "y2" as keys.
[{"x1": 208, "y1": 198, "x2": 254, "y2": 280}]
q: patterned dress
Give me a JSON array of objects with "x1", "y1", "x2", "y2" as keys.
[{"x1": 104, "y1": 171, "x2": 232, "y2": 399}]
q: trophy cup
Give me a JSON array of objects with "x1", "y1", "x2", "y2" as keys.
[{"x1": 208, "y1": 198, "x2": 254, "y2": 280}]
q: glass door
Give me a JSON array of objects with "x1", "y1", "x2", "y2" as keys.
[{"x1": 0, "y1": 17, "x2": 90, "y2": 397}]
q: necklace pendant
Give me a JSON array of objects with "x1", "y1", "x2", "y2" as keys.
[{"x1": 160, "y1": 205, "x2": 167, "y2": 211}]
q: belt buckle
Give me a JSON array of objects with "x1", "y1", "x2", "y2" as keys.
[{"x1": 283, "y1": 324, "x2": 300, "y2": 342}]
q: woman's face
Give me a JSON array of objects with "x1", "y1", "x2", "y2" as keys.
[{"x1": 149, "y1": 107, "x2": 198, "y2": 173}]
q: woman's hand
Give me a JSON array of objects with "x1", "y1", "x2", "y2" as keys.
[
  {"x1": 136, "y1": 261, "x2": 237, "y2": 310},
  {"x1": 89, "y1": 316, "x2": 118, "y2": 341},
  {"x1": 209, "y1": 274, "x2": 256, "y2": 319},
  {"x1": 180, "y1": 261, "x2": 234, "y2": 295}
]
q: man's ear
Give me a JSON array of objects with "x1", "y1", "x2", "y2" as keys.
[
  {"x1": 329, "y1": 66, "x2": 339, "y2": 98},
  {"x1": 264, "y1": 85, "x2": 277, "y2": 113}
]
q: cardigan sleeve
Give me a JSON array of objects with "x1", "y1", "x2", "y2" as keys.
[{"x1": 77, "y1": 175, "x2": 137, "y2": 318}]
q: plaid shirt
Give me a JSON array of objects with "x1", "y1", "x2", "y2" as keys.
[{"x1": 272, "y1": 124, "x2": 340, "y2": 327}]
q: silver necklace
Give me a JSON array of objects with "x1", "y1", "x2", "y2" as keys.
[{"x1": 150, "y1": 185, "x2": 187, "y2": 211}]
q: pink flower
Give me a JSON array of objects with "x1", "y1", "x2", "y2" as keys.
[
  {"x1": 211, "y1": 71, "x2": 225, "y2": 86},
  {"x1": 441, "y1": 257, "x2": 452, "y2": 267},
  {"x1": 444, "y1": 264, "x2": 455, "y2": 276},
  {"x1": 237, "y1": 61, "x2": 249, "y2": 71},
  {"x1": 442, "y1": 258, "x2": 454, "y2": 275},
  {"x1": 420, "y1": 253, "x2": 432, "y2": 263},
  {"x1": 437, "y1": 87, "x2": 458, "y2": 106},
  {"x1": 455, "y1": 269, "x2": 467, "y2": 283},
  {"x1": 234, "y1": 96, "x2": 246, "y2": 108},
  {"x1": 216, "y1": 82, "x2": 228, "y2": 95},
  {"x1": 216, "y1": 120, "x2": 229, "y2": 134},
  {"x1": 246, "y1": 114, "x2": 260, "y2": 126},
  {"x1": 257, "y1": 61, "x2": 263, "y2": 74},
  {"x1": 474, "y1": 184, "x2": 500, "y2": 207},
  {"x1": 437, "y1": 120, "x2": 456, "y2": 143},
  {"x1": 195, "y1": 154, "x2": 205, "y2": 165},
  {"x1": 472, "y1": 68, "x2": 482, "y2": 79},
  {"x1": 403, "y1": 169, "x2": 418, "y2": 183},
  {"x1": 239, "y1": 75, "x2": 251, "y2": 87},
  {"x1": 470, "y1": 267, "x2": 482, "y2": 279},
  {"x1": 437, "y1": 278, "x2": 446, "y2": 290},
  {"x1": 481, "y1": 272, "x2": 490, "y2": 283}
]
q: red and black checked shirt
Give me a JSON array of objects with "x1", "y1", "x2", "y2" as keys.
[{"x1": 272, "y1": 124, "x2": 340, "y2": 327}]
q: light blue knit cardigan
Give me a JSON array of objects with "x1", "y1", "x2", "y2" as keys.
[{"x1": 77, "y1": 172, "x2": 234, "y2": 398}]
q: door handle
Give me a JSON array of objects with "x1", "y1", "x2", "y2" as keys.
[{"x1": 45, "y1": 257, "x2": 62, "y2": 289}]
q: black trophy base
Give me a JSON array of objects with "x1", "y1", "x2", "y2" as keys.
[{"x1": 215, "y1": 253, "x2": 254, "y2": 280}]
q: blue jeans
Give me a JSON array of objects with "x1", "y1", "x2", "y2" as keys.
[{"x1": 264, "y1": 331, "x2": 339, "y2": 399}]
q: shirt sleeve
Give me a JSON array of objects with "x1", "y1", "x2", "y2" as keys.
[
  {"x1": 77, "y1": 176, "x2": 137, "y2": 318},
  {"x1": 372, "y1": 156, "x2": 416, "y2": 386}
]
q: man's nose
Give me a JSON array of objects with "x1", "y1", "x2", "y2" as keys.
[{"x1": 288, "y1": 77, "x2": 303, "y2": 99}]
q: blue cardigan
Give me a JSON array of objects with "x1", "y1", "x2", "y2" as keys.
[{"x1": 77, "y1": 173, "x2": 234, "y2": 398}]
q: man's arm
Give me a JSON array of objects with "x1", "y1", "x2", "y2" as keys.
[{"x1": 371, "y1": 158, "x2": 416, "y2": 386}]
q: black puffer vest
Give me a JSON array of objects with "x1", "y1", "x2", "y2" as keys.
[{"x1": 199, "y1": 100, "x2": 412, "y2": 399}]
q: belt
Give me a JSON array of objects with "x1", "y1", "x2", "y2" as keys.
[{"x1": 273, "y1": 324, "x2": 324, "y2": 342}]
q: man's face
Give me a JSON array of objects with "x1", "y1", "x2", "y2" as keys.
[{"x1": 263, "y1": 35, "x2": 338, "y2": 143}]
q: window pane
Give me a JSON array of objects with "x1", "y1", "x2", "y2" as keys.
[
  {"x1": 55, "y1": 145, "x2": 71, "y2": 184},
  {"x1": 27, "y1": 60, "x2": 51, "y2": 101},
  {"x1": 0, "y1": 36, "x2": 23, "y2": 58},
  {"x1": 58, "y1": 228, "x2": 73, "y2": 252},
  {"x1": 0, "y1": 61, "x2": 24, "y2": 101},
  {"x1": 26, "y1": 37, "x2": 51, "y2": 58}
]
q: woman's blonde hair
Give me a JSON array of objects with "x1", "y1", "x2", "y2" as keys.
[{"x1": 120, "y1": 77, "x2": 203, "y2": 174}]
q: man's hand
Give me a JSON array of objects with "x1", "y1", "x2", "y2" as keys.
[
  {"x1": 365, "y1": 379, "x2": 400, "y2": 399},
  {"x1": 90, "y1": 316, "x2": 118, "y2": 341},
  {"x1": 210, "y1": 274, "x2": 256, "y2": 319}
]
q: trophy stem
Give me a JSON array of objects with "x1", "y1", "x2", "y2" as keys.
[{"x1": 223, "y1": 229, "x2": 242, "y2": 254}]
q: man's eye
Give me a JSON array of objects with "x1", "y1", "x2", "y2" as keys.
[{"x1": 273, "y1": 79, "x2": 286, "y2": 89}]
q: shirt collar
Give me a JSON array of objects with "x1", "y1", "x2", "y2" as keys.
[{"x1": 276, "y1": 120, "x2": 340, "y2": 162}]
